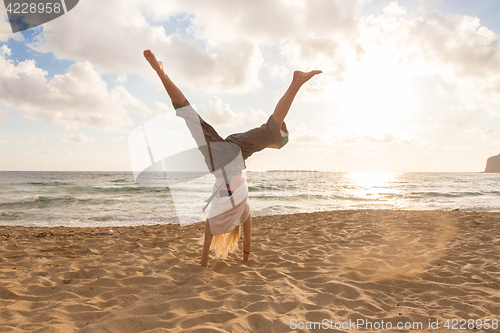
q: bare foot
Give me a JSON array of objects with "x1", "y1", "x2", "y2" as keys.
[
  {"x1": 143, "y1": 49, "x2": 164, "y2": 73},
  {"x1": 293, "y1": 70, "x2": 322, "y2": 85}
]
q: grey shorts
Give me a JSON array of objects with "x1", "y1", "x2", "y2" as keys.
[
  {"x1": 226, "y1": 115, "x2": 289, "y2": 160},
  {"x1": 175, "y1": 100, "x2": 289, "y2": 175}
]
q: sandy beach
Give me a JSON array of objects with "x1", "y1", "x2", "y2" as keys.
[{"x1": 1, "y1": 210, "x2": 499, "y2": 332}]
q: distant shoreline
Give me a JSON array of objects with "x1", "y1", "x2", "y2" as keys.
[{"x1": 265, "y1": 170, "x2": 321, "y2": 173}]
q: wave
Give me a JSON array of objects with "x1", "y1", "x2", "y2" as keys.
[
  {"x1": 0, "y1": 212, "x2": 24, "y2": 220},
  {"x1": 27, "y1": 181, "x2": 69, "y2": 186},
  {"x1": 0, "y1": 195, "x2": 77, "y2": 209},
  {"x1": 0, "y1": 195, "x2": 118, "y2": 209},
  {"x1": 411, "y1": 191, "x2": 492, "y2": 198},
  {"x1": 248, "y1": 185, "x2": 285, "y2": 192},
  {"x1": 89, "y1": 186, "x2": 169, "y2": 194},
  {"x1": 249, "y1": 192, "x2": 389, "y2": 202}
]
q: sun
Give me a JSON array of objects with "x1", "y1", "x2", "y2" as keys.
[{"x1": 334, "y1": 61, "x2": 420, "y2": 134}]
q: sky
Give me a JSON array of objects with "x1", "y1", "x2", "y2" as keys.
[{"x1": 1, "y1": 0, "x2": 500, "y2": 172}]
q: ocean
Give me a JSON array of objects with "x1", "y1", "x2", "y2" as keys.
[{"x1": 0, "y1": 171, "x2": 499, "y2": 227}]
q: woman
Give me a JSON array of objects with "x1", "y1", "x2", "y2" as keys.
[{"x1": 144, "y1": 50, "x2": 321, "y2": 268}]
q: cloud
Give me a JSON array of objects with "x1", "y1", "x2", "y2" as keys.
[
  {"x1": 309, "y1": 2, "x2": 500, "y2": 127},
  {"x1": 25, "y1": 0, "x2": 265, "y2": 93},
  {"x1": 313, "y1": 147, "x2": 376, "y2": 157},
  {"x1": 383, "y1": 1, "x2": 407, "y2": 16},
  {"x1": 410, "y1": 13, "x2": 500, "y2": 78},
  {"x1": 6, "y1": 0, "x2": 500, "y2": 88},
  {"x1": 112, "y1": 86, "x2": 158, "y2": 116},
  {"x1": 201, "y1": 96, "x2": 268, "y2": 127},
  {"x1": 27, "y1": 139, "x2": 46, "y2": 145},
  {"x1": 4, "y1": 0, "x2": 500, "y2": 137},
  {"x1": 0, "y1": 109, "x2": 7, "y2": 118},
  {"x1": 0, "y1": 46, "x2": 148, "y2": 129},
  {"x1": 363, "y1": 133, "x2": 396, "y2": 144},
  {"x1": 58, "y1": 132, "x2": 92, "y2": 143},
  {"x1": 20, "y1": 0, "x2": 367, "y2": 94},
  {"x1": 183, "y1": 0, "x2": 362, "y2": 86},
  {"x1": 268, "y1": 64, "x2": 290, "y2": 81},
  {"x1": 182, "y1": 0, "x2": 361, "y2": 43},
  {"x1": 105, "y1": 135, "x2": 126, "y2": 142},
  {"x1": 484, "y1": 128, "x2": 500, "y2": 140},
  {"x1": 291, "y1": 123, "x2": 322, "y2": 143},
  {"x1": 157, "y1": 34, "x2": 264, "y2": 92},
  {"x1": 299, "y1": 125, "x2": 416, "y2": 147}
]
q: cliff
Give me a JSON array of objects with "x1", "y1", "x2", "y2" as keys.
[{"x1": 485, "y1": 154, "x2": 500, "y2": 172}]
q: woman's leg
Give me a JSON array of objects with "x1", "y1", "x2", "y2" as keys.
[
  {"x1": 272, "y1": 70, "x2": 322, "y2": 130},
  {"x1": 144, "y1": 50, "x2": 187, "y2": 108},
  {"x1": 145, "y1": 50, "x2": 230, "y2": 175},
  {"x1": 236, "y1": 214, "x2": 252, "y2": 263},
  {"x1": 200, "y1": 220, "x2": 213, "y2": 268},
  {"x1": 224, "y1": 69, "x2": 322, "y2": 160}
]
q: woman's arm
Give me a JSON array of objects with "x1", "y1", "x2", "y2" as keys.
[
  {"x1": 236, "y1": 214, "x2": 252, "y2": 263},
  {"x1": 200, "y1": 220, "x2": 213, "y2": 268}
]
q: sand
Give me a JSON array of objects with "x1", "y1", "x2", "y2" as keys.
[{"x1": 0, "y1": 210, "x2": 499, "y2": 332}]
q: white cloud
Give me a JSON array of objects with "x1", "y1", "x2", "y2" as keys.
[
  {"x1": 27, "y1": 0, "x2": 264, "y2": 93},
  {"x1": 3, "y1": 0, "x2": 500, "y2": 172},
  {"x1": 112, "y1": 86, "x2": 158, "y2": 116},
  {"x1": 364, "y1": 133, "x2": 397, "y2": 144},
  {"x1": 22, "y1": 0, "x2": 366, "y2": 94},
  {"x1": 410, "y1": 14, "x2": 500, "y2": 77},
  {"x1": 201, "y1": 96, "x2": 235, "y2": 126},
  {"x1": 483, "y1": 128, "x2": 500, "y2": 140},
  {"x1": 181, "y1": 0, "x2": 360, "y2": 43},
  {"x1": 290, "y1": 123, "x2": 322, "y2": 144},
  {"x1": 201, "y1": 96, "x2": 267, "y2": 127},
  {"x1": 157, "y1": 34, "x2": 264, "y2": 92},
  {"x1": 5, "y1": 0, "x2": 500, "y2": 100},
  {"x1": 58, "y1": 132, "x2": 91, "y2": 143},
  {"x1": 293, "y1": 123, "x2": 416, "y2": 147},
  {"x1": 265, "y1": 2, "x2": 500, "y2": 122},
  {"x1": 268, "y1": 64, "x2": 290, "y2": 81},
  {"x1": 302, "y1": 146, "x2": 376, "y2": 157},
  {"x1": 105, "y1": 135, "x2": 126, "y2": 142},
  {"x1": 27, "y1": 139, "x2": 46, "y2": 145},
  {"x1": 0, "y1": 46, "x2": 149, "y2": 129},
  {"x1": 0, "y1": 44, "x2": 10, "y2": 56},
  {"x1": 177, "y1": 0, "x2": 362, "y2": 88},
  {"x1": 0, "y1": 109, "x2": 7, "y2": 118},
  {"x1": 383, "y1": 1, "x2": 407, "y2": 16}
]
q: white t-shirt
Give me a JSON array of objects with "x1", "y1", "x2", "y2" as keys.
[{"x1": 207, "y1": 180, "x2": 250, "y2": 235}]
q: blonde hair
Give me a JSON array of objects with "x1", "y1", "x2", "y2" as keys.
[{"x1": 210, "y1": 225, "x2": 241, "y2": 259}]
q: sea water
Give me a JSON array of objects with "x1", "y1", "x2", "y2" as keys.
[{"x1": 0, "y1": 171, "x2": 499, "y2": 227}]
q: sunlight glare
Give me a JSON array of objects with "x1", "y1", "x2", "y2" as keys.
[
  {"x1": 336, "y1": 61, "x2": 420, "y2": 134},
  {"x1": 348, "y1": 171, "x2": 399, "y2": 199},
  {"x1": 349, "y1": 171, "x2": 397, "y2": 188}
]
